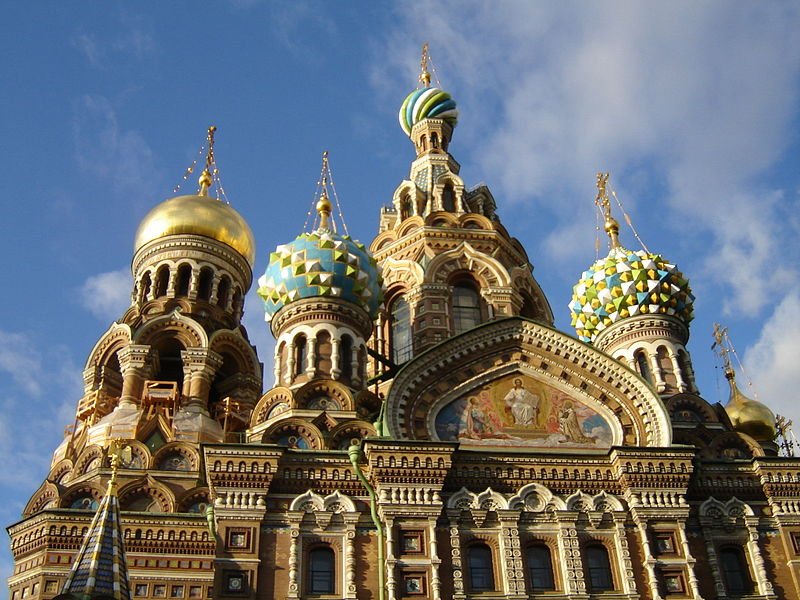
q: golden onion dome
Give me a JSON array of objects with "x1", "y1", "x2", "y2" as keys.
[
  {"x1": 724, "y1": 370, "x2": 776, "y2": 442},
  {"x1": 134, "y1": 192, "x2": 256, "y2": 267}
]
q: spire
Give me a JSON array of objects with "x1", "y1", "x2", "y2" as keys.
[
  {"x1": 58, "y1": 441, "x2": 131, "y2": 600},
  {"x1": 595, "y1": 172, "x2": 621, "y2": 249},
  {"x1": 712, "y1": 322, "x2": 735, "y2": 379},
  {"x1": 316, "y1": 151, "x2": 333, "y2": 232},
  {"x1": 198, "y1": 125, "x2": 217, "y2": 196},
  {"x1": 419, "y1": 42, "x2": 431, "y2": 87}
]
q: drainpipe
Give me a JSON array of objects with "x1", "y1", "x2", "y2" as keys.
[{"x1": 348, "y1": 443, "x2": 386, "y2": 600}]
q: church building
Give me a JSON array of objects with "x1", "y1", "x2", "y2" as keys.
[{"x1": 7, "y1": 51, "x2": 799, "y2": 600}]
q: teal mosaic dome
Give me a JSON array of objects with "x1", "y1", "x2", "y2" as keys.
[
  {"x1": 257, "y1": 229, "x2": 383, "y2": 322},
  {"x1": 568, "y1": 247, "x2": 694, "y2": 343},
  {"x1": 399, "y1": 86, "x2": 458, "y2": 136}
]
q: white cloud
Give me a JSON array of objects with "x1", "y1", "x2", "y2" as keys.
[
  {"x1": 0, "y1": 331, "x2": 43, "y2": 396},
  {"x1": 382, "y1": 1, "x2": 800, "y2": 314},
  {"x1": 73, "y1": 94, "x2": 158, "y2": 197},
  {"x1": 80, "y1": 268, "x2": 133, "y2": 322},
  {"x1": 744, "y1": 290, "x2": 800, "y2": 431},
  {"x1": 71, "y1": 33, "x2": 104, "y2": 67}
]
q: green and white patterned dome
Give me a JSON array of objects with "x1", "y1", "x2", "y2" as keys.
[
  {"x1": 569, "y1": 246, "x2": 695, "y2": 343},
  {"x1": 257, "y1": 227, "x2": 383, "y2": 323},
  {"x1": 398, "y1": 85, "x2": 458, "y2": 137}
]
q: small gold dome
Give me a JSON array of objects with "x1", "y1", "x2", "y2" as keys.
[
  {"x1": 724, "y1": 372, "x2": 776, "y2": 442},
  {"x1": 134, "y1": 194, "x2": 256, "y2": 267}
]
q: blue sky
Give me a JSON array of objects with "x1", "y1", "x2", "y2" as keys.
[{"x1": 3, "y1": 1, "x2": 800, "y2": 581}]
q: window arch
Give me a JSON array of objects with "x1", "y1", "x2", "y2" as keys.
[
  {"x1": 635, "y1": 350, "x2": 653, "y2": 384},
  {"x1": 308, "y1": 546, "x2": 335, "y2": 594},
  {"x1": 468, "y1": 543, "x2": 495, "y2": 592},
  {"x1": 585, "y1": 544, "x2": 614, "y2": 592},
  {"x1": 217, "y1": 276, "x2": 230, "y2": 308},
  {"x1": 176, "y1": 264, "x2": 192, "y2": 297},
  {"x1": 442, "y1": 183, "x2": 456, "y2": 212},
  {"x1": 719, "y1": 546, "x2": 753, "y2": 595},
  {"x1": 526, "y1": 544, "x2": 555, "y2": 591},
  {"x1": 294, "y1": 336, "x2": 307, "y2": 377},
  {"x1": 155, "y1": 266, "x2": 169, "y2": 297},
  {"x1": 390, "y1": 295, "x2": 412, "y2": 364},
  {"x1": 452, "y1": 283, "x2": 482, "y2": 335},
  {"x1": 340, "y1": 335, "x2": 353, "y2": 379},
  {"x1": 197, "y1": 267, "x2": 214, "y2": 301},
  {"x1": 139, "y1": 272, "x2": 152, "y2": 303}
]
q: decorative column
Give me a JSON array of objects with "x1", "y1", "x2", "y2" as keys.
[
  {"x1": 556, "y1": 513, "x2": 589, "y2": 599},
  {"x1": 344, "y1": 515, "x2": 359, "y2": 599},
  {"x1": 287, "y1": 521, "x2": 301, "y2": 599},
  {"x1": 701, "y1": 535, "x2": 727, "y2": 598},
  {"x1": 286, "y1": 342, "x2": 296, "y2": 383},
  {"x1": 676, "y1": 522, "x2": 703, "y2": 599},
  {"x1": 117, "y1": 345, "x2": 154, "y2": 408},
  {"x1": 350, "y1": 345, "x2": 360, "y2": 386},
  {"x1": 209, "y1": 274, "x2": 220, "y2": 304},
  {"x1": 331, "y1": 337, "x2": 341, "y2": 379},
  {"x1": 305, "y1": 337, "x2": 316, "y2": 377},
  {"x1": 612, "y1": 514, "x2": 638, "y2": 597},
  {"x1": 498, "y1": 511, "x2": 526, "y2": 598},
  {"x1": 429, "y1": 518, "x2": 442, "y2": 600},
  {"x1": 633, "y1": 520, "x2": 662, "y2": 600},
  {"x1": 181, "y1": 348, "x2": 224, "y2": 414},
  {"x1": 166, "y1": 267, "x2": 177, "y2": 296},
  {"x1": 745, "y1": 517, "x2": 776, "y2": 598},
  {"x1": 447, "y1": 512, "x2": 466, "y2": 600},
  {"x1": 648, "y1": 350, "x2": 667, "y2": 392},
  {"x1": 385, "y1": 517, "x2": 397, "y2": 600},
  {"x1": 667, "y1": 348, "x2": 689, "y2": 392},
  {"x1": 273, "y1": 345, "x2": 282, "y2": 387}
]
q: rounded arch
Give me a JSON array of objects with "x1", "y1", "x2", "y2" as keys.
[
  {"x1": 294, "y1": 380, "x2": 355, "y2": 412},
  {"x1": 458, "y1": 213, "x2": 493, "y2": 231},
  {"x1": 24, "y1": 481, "x2": 60, "y2": 517},
  {"x1": 74, "y1": 445, "x2": 105, "y2": 475},
  {"x1": 121, "y1": 440, "x2": 151, "y2": 470},
  {"x1": 61, "y1": 482, "x2": 104, "y2": 510},
  {"x1": 48, "y1": 459, "x2": 75, "y2": 486},
  {"x1": 208, "y1": 329, "x2": 260, "y2": 379},
  {"x1": 251, "y1": 387, "x2": 295, "y2": 427},
  {"x1": 665, "y1": 393, "x2": 719, "y2": 425},
  {"x1": 176, "y1": 487, "x2": 211, "y2": 514},
  {"x1": 396, "y1": 215, "x2": 425, "y2": 237},
  {"x1": 702, "y1": 431, "x2": 764, "y2": 461},
  {"x1": 329, "y1": 421, "x2": 377, "y2": 450},
  {"x1": 134, "y1": 310, "x2": 208, "y2": 348},
  {"x1": 118, "y1": 476, "x2": 175, "y2": 513},
  {"x1": 424, "y1": 211, "x2": 459, "y2": 228},
  {"x1": 84, "y1": 323, "x2": 133, "y2": 370},
  {"x1": 369, "y1": 230, "x2": 398, "y2": 253},
  {"x1": 262, "y1": 419, "x2": 324, "y2": 450},
  {"x1": 152, "y1": 442, "x2": 200, "y2": 471},
  {"x1": 425, "y1": 242, "x2": 510, "y2": 288}
]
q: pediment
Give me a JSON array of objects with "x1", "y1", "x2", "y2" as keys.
[{"x1": 384, "y1": 317, "x2": 670, "y2": 448}]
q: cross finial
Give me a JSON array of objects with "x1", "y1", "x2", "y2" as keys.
[
  {"x1": 199, "y1": 125, "x2": 217, "y2": 196},
  {"x1": 712, "y1": 322, "x2": 735, "y2": 379},
  {"x1": 107, "y1": 439, "x2": 131, "y2": 496},
  {"x1": 317, "y1": 151, "x2": 332, "y2": 231},
  {"x1": 595, "y1": 172, "x2": 620, "y2": 249},
  {"x1": 419, "y1": 42, "x2": 431, "y2": 87}
]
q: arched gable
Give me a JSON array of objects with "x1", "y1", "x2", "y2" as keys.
[
  {"x1": 425, "y1": 242, "x2": 511, "y2": 288},
  {"x1": 209, "y1": 328, "x2": 261, "y2": 380},
  {"x1": 134, "y1": 309, "x2": 208, "y2": 348},
  {"x1": 84, "y1": 323, "x2": 132, "y2": 369},
  {"x1": 384, "y1": 317, "x2": 671, "y2": 448}
]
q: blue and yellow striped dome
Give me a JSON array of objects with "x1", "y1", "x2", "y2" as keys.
[
  {"x1": 399, "y1": 86, "x2": 458, "y2": 136},
  {"x1": 568, "y1": 247, "x2": 694, "y2": 343},
  {"x1": 257, "y1": 230, "x2": 383, "y2": 322}
]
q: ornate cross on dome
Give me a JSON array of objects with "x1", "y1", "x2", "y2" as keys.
[
  {"x1": 419, "y1": 42, "x2": 431, "y2": 87},
  {"x1": 199, "y1": 125, "x2": 217, "y2": 196},
  {"x1": 595, "y1": 171, "x2": 621, "y2": 249}
]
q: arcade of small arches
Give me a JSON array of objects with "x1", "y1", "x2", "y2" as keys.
[
  {"x1": 132, "y1": 259, "x2": 244, "y2": 317},
  {"x1": 612, "y1": 340, "x2": 697, "y2": 395}
]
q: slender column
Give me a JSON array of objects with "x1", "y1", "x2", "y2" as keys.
[
  {"x1": 181, "y1": 348, "x2": 224, "y2": 414},
  {"x1": 634, "y1": 520, "x2": 662, "y2": 600},
  {"x1": 117, "y1": 345, "x2": 154, "y2": 408},
  {"x1": 613, "y1": 515, "x2": 637, "y2": 597},
  {"x1": 350, "y1": 346, "x2": 360, "y2": 386},
  {"x1": 331, "y1": 338, "x2": 341, "y2": 379},
  {"x1": 702, "y1": 532, "x2": 726, "y2": 598},
  {"x1": 305, "y1": 337, "x2": 316, "y2": 377},
  {"x1": 166, "y1": 267, "x2": 177, "y2": 297},
  {"x1": 667, "y1": 348, "x2": 689, "y2": 392},
  {"x1": 745, "y1": 518, "x2": 776, "y2": 598},
  {"x1": 344, "y1": 517, "x2": 358, "y2": 599},
  {"x1": 556, "y1": 513, "x2": 589, "y2": 599},
  {"x1": 286, "y1": 343, "x2": 296, "y2": 382},
  {"x1": 447, "y1": 512, "x2": 466, "y2": 599},
  {"x1": 188, "y1": 270, "x2": 199, "y2": 300},
  {"x1": 676, "y1": 521, "x2": 703, "y2": 599},
  {"x1": 648, "y1": 351, "x2": 667, "y2": 392},
  {"x1": 429, "y1": 518, "x2": 442, "y2": 600},
  {"x1": 209, "y1": 274, "x2": 220, "y2": 304},
  {"x1": 273, "y1": 345, "x2": 282, "y2": 387},
  {"x1": 288, "y1": 525, "x2": 300, "y2": 599},
  {"x1": 385, "y1": 518, "x2": 397, "y2": 600},
  {"x1": 498, "y1": 512, "x2": 525, "y2": 598}
]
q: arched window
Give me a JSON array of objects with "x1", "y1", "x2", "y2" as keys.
[
  {"x1": 340, "y1": 335, "x2": 353, "y2": 379},
  {"x1": 468, "y1": 543, "x2": 495, "y2": 592},
  {"x1": 585, "y1": 544, "x2": 614, "y2": 592},
  {"x1": 452, "y1": 283, "x2": 482, "y2": 335},
  {"x1": 232, "y1": 288, "x2": 242, "y2": 314},
  {"x1": 719, "y1": 546, "x2": 753, "y2": 595},
  {"x1": 197, "y1": 267, "x2": 214, "y2": 301},
  {"x1": 176, "y1": 264, "x2": 192, "y2": 297},
  {"x1": 308, "y1": 546, "x2": 335, "y2": 594},
  {"x1": 390, "y1": 295, "x2": 412, "y2": 364},
  {"x1": 217, "y1": 276, "x2": 230, "y2": 308},
  {"x1": 442, "y1": 183, "x2": 456, "y2": 212},
  {"x1": 294, "y1": 336, "x2": 307, "y2": 377},
  {"x1": 635, "y1": 350, "x2": 653, "y2": 384},
  {"x1": 527, "y1": 544, "x2": 555, "y2": 591},
  {"x1": 139, "y1": 272, "x2": 152, "y2": 303},
  {"x1": 155, "y1": 266, "x2": 169, "y2": 297}
]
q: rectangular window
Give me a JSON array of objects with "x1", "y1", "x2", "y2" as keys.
[
  {"x1": 402, "y1": 573, "x2": 426, "y2": 596},
  {"x1": 400, "y1": 531, "x2": 425, "y2": 555},
  {"x1": 45, "y1": 582, "x2": 59, "y2": 594},
  {"x1": 653, "y1": 532, "x2": 678, "y2": 556},
  {"x1": 224, "y1": 571, "x2": 247, "y2": 593},
  {"x1": 661, "y1": 571, "x2": 686, "y2": 595},
  {"x1": 189, "y1": 586, "x2": 203, "y2": 598},
  {"x1": 226, "y1": 528, "x2": 250, "y2": 551},
  {"x1": 153, "y1": 585, "x2": 167, "y2": 597},
  {"x1": 134, "y1": 584, "x2": 149, "y2": 597},
  {"x1": 171, "y1": 585, "x2": 185, "y2": 598}
]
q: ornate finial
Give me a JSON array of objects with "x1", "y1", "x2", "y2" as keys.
[
  {"x1": 419, "y1": 42, "x2": 431, "y2": 87},
  {"x1": 711, "y1": 322, "x2": 735, "y2": 379},
  {"x1": 316, "y1": 151, "x2": 333, "y2": 231},
  {"x1": 107, "y1": 439, "x2": 131, "y2": 496},
  {"x1": 776, "y1": 415, "x2": 797, "y2": 456},
  {"x1": 198, "y1": 125, "x2": 217, "y2": 196},
  {"x1": 595, "y1": 172, "x2": 620, "y2": 249}
]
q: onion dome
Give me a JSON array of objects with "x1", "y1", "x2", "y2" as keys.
[
  {"x1": 724, "y1": 369, "x2": 776, "y2": 442},
  {"x1": 399, "y1": 86, "x2": 458, "y2": 136},
  {"x1": 257, "y1": 165, "x2": 382, "y2": 322},
  {"x1": 133, "y1": 127, "x2": 256, "y2": 267},
  {"x1": 569, "y1": 246, "x2": 694, "y2": 343},
  {"x1": 568, "y1": 173, "x2": 694, "y2": 343}
]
